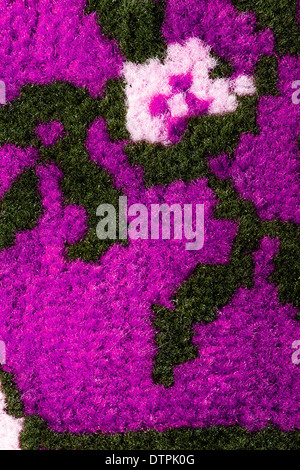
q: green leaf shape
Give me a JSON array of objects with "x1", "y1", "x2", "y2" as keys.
[{"x1": 86, "y1": 0, "x2": 167, "y2": 63}]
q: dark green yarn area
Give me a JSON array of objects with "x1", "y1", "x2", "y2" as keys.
[
  {"x1": 209, "y1": 52, "x2": 234, "y2": 80},
  {"x1": 86, "y1": 0, "x2": 166, "y2": 63},
  {"x1": 271, "y1": 223, "x2": 300, "y2": 310},
  {"x1": 231, "y1": 0, "x2": 300, "y2": 55},
  {"x1": 0, "y1": 369, "x2": 24, "y2": 419},
  {"x1": 0, "y1": 81, "x2": 127, "y2": 262},
  {"x1": 100, "y1": 78, "x2": 129, "y2": 142},
  {"x1": 0, "y1": 169, "x2": 42, "y2": 249},
  {"x1": 19, "y1": 415, "x2": 300, "y2": 450},
  {"x1": 255, "y1": 56, "x2": 279, "y2": 97}
]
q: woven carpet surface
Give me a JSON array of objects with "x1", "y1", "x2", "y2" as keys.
[{"x1": 0, "y1": 0, "x2": 300, "y2": 451}]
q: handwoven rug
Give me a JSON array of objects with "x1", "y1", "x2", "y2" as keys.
[{"x1": 0, "y1": 0, "x2": 300, "y2": 451}]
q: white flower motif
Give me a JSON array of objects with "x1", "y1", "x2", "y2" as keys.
[{"x1": 123, "y1": 37, "x2": 256, "y2": 145}]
